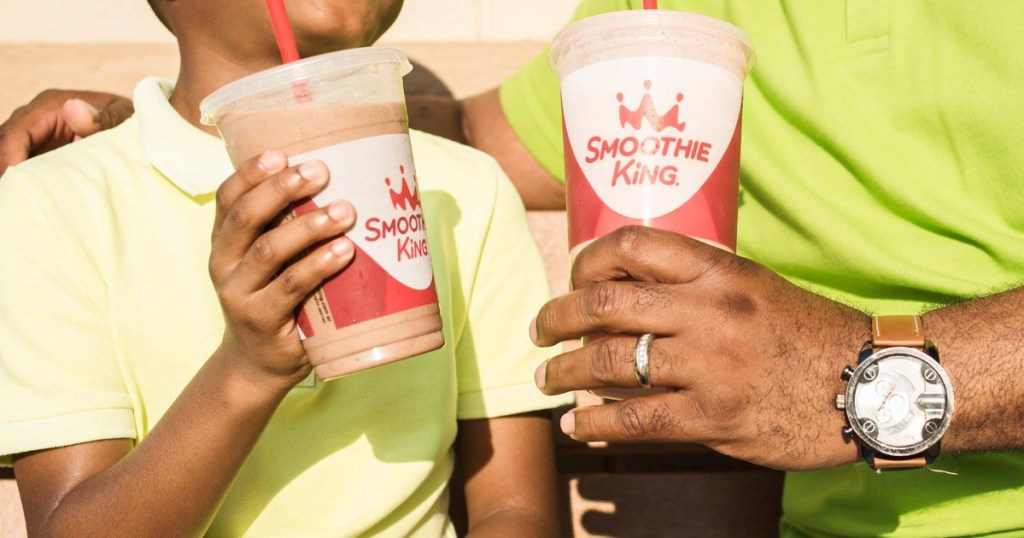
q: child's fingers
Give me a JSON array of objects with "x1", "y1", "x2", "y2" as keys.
[
  {"x1": 258, "y1": 237, "x2": 356, "y2": 318},
  {"x1": 233, "y1": 200, "x2": 356, "y2": 293},
  {"x1": 210, "y1": 159, "x2": 328, "y2": 282},
  {"x1": 211, "y1": 150, "x2": 289, "y2": 237}
]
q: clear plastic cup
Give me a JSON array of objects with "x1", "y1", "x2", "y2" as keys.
[
  {"x1": 201, "y1": 48, "x2": 444, "y2": 381},
  {"x1": 550, "y1": 11, "x2": 754, "y2": 399}
]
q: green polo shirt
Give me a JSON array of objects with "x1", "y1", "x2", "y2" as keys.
[{"x1": 502, "y1": 1, "x2": 1024, "y2": 536}]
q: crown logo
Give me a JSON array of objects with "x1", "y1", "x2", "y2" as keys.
[
  {"x1": 385, "y1": 165, "x2": 421, "y2": 211},
  {"x1": 617, "y1": 80, "x2": 686, "y2": 132}
]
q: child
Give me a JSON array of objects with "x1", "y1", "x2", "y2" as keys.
[{"x1": 0, "y1": 1, "x2": 570, "y2": 536}]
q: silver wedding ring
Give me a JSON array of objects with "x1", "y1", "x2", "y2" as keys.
[{"x1": 634, "y1": 333, "x2": 654, "y2": 388}]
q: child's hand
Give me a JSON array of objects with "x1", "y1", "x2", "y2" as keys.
[{"x1": 209, "y1": 150, "x2": 356, "y2": 391}]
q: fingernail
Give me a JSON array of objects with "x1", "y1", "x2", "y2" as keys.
[
  {"x1": 81, "y1": 101, "x2": 101, "y2": 124},
  {"x1": 330, "y1": 238, "x2": 352, "y2": 258},
  {"x1": 534, "y1": 361, "x2": 547, "y2": 389},
  {"x1": 560, "y1": 411, "x2": 576, "y2": 437},
  {"x1": 327, "y1": 201, "x2": 350, "y2": 222},
  {"x1": 529, "y1": 318, "x2": 538, "y2": 344},
  {"x1": 258, "y1": 151, "x2": 285, "y2": 172},
  {"x1": 298, "y1": 161, "x2": 327, "y2": 182}
]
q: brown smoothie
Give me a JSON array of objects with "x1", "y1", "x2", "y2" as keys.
[
  {"x1": 217, "y1": 101, "x2": 444, "y2": 379},
  {"x1": 218, "y1": 101, "x2": 407, "y2": 161}
]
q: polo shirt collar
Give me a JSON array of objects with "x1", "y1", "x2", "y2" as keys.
[{"x1": 134, "y1": 77, "x2": 234, "y2": 197}]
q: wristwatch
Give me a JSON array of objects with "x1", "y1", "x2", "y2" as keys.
[{"x1": 835, "y1": 315, "x2": 955, "y2": 471}]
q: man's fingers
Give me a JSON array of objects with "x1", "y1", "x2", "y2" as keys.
[
  {"x1": 62, "y1": 99, "x2": 102, "y2": 137},
  {"x1": 532, "y1": 281, "x2": 688, "y2": 346},
  {"x1": 232, "y1": 200, "x2": 356, "y2": 292},
  {"x1": 95, "y1": 94, "x2": 135, "y2": 131},
  {"x1": 62, "y1": 92, "x2": 134, "y2": 135},
  {"x1": 0, "y1": 129, "x2": 31, "y2": 177},
  {"x1": 570, "y1": 226, "x2": 725, "y2": 290},
  {"x1": 537, "y1": 334, "x2": 698, "y2": 394},
  {"x1": 259, "y1": 237, "x2": 356, "y2": 317},
  {"x1": 561, "y1": 392, "x2": 710, "y2": 443},
  {"x1": 0, "y1": 89, "x2": 134, "y2": 177}
]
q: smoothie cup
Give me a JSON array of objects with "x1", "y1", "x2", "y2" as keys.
[
  {"x1": 200, "y1": 48, "x2": 444, "y2": 381},
  {"x1": 550, "y1": 11, "x2": 754, "y2": 399}
]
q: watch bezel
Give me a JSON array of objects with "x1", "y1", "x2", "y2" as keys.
[{"x1": 844, "y1": 346, "x2": 955, "y2": 457}]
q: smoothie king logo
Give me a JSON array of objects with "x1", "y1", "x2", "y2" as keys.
[
  {"x1": 563, "y1": 58, "x2": 742, "y2": 219},
  {"x1": 386, "y1": 166, "x2": 422, "y2": 211},
  {"x1": 586, "y1": 80, "x2": 713, "y2": 188},
  {"x1": 298, "y1": 134, "x2": 435, "y2": 291},
  {"x1": 618, "y1": 80, "x2": 685, "y2": 132},
  {"x1": 365, "y1": 165, "x2": 429, "y2": 262}
]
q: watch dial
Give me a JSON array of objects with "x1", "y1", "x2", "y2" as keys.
[{"x1": 848, "y1": 349, "x2": 953, "y2": 456}]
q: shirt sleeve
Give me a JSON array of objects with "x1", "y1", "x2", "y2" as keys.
[
  {"x1": 455, "y1": 165, "x2": 574, "y2": 419},
  {"x1": 498, "y1": 0, "x2": 637, "y2": 183},
  {"x1": 0, "y1": 169, "x2": 135, "y2": 466}
]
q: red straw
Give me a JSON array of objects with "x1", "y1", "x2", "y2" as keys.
[
  {"x1": 643, "y1": 0, "x2": 658, "y2": 9},
  {"x1": 264, "y1": 0, "x2": 309, "y2": 102},
  {"x1": 266, "y1": 0, "x2": 300, "y2": 64}
]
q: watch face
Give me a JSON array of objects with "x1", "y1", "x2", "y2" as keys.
[{"x1": 846, "y1": 346, "x2": 954, "y2": 457}]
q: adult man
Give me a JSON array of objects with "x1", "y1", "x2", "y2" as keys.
[{"x1": 521, "y1": 2, "x2": 1024, "y2": 537}]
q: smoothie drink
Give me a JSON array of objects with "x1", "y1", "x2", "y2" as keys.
[
  {"x1": 550, "y1": 10, "x2": 755, "y2": 258},
  {"x1": 201, "y1": 48, "x2": 444, "y2": 381},
  {"x1": 550, "y1": 11, "x2": 754, "y2": 399}
]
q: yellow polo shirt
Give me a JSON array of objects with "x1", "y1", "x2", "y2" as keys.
[{"x1": 0, "y1": 77, "x2": 571, "y2": 537}]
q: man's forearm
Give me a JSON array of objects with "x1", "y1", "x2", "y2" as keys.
[
  {"x1": 42, "y1": 349, "x2": 289, "y2": 537},
  {"x1": 462, "y1": 90, "x2": 566, "y2": 210},
  {"x1": 406, "y1": 89, "x2": 567, "y2": 211},
  {"x1": 925, "y1": 285, "x2": 1024, "y2": 453}
]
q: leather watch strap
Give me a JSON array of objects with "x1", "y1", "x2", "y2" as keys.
[
  {"x1": 867, "y1": 315, "x2": 930, "y2": 470},
  {"x1": 872, "y1": 315, "x2": 925, "y2": 348},
  {"x1": 871, "y1": 455, "x2": 928, "y2": 470}
]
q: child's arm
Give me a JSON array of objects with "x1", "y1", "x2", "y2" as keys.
[
  {"x1": 12, "y1": 151, "x2": 354, "y2": 537},
  {"x1": 458, "y1": 411, "x2": 561, "y2": 537}
]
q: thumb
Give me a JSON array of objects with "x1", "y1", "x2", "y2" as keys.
[
  {"x1": 63, "y1": 96, "x2": 134, "y2": 137},
  {"x1": 570, "y1": 226, "x2": 724, "y2": 290}
]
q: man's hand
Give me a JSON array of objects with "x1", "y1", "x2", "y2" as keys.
[
  {"x1": 531, "y1": 226, "x2": 867, "y2": 470},
  {"x1": 210, "y1": 150, "x2": 356, "y2": 393},
  {"x1": 0, "y1": 89, "x2": 133, "y2": 176}
]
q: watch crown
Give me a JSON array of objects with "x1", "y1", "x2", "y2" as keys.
[
  {"x1": 841, "y1": 366, "x2": 855, "y2": 381},
  {"x1": 835, "y1": 394, "x2": 847, "y2": 410},
  {"x1": 842, "y1": 426, "x2": 855, "y2": 440}
]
